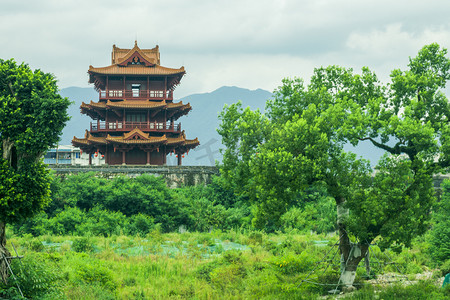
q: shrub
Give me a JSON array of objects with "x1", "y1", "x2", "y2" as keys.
[
  {"x1": 72, "y1": 237, "x2": 94, "y2": 253},
  {"x1": 440, "y1": 259, "x2": 450, "y2": 276},
  {"x1": 429, "y1": 179, "x2": 450, "y2": 264},
  {"x1": 127, "y1": 213, "x2": 155, "y2": 236},
  {"x1": 347, "y1": 280, "x2": 450, "y2": 299},
  {"x1": 280, "y1": 192, "x2": 336, "y2": 234},
  {"x1": 73, "y1": 259, "x2": 117, "y2": 291},
  {"x1": 272, "y1": 252, "x2": 315, "y2": 275},
  {"x1": 210, "y1": 263, "x2": 247, "y2": 290},
  {"x1": 14, "y1": 212, "x2": 51, "y2": 236},
  {"x1": 51, "y1": 206, "x2": 86, "y2": 235},
  {"x1": 78, "y1": 207, "x2": 128, "y2": 237},
  {"x1": 0, "y1": 253, "x2": 63, "y2": 299}
]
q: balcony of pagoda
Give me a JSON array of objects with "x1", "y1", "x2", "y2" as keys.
[
  {"x1": 90, "y1": 120, "x2": 181, "y2": 133},
  {"x1": 99, "y1": 89, "x2": 174, "y2": 101}
]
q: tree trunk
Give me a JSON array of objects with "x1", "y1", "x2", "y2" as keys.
[
  {"x1": 0, "y1": 221, "x2": 11, "y2": 284},
  {"x1": 337, "y1": 202, "x2": 369, "y2": 289}
]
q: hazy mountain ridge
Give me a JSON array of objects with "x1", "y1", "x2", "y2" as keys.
[
  {"x1": 59, "y1": 86, "x2": 385, "y2": 166},
  {"x1": 58, "y1": 86, "x2": 272, "y2": 165}
]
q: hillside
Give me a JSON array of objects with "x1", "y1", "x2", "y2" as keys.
[
  {"x1": 59, "y1": 86, "x2": 272, "y2": 166},
  {"x1": 59, "y1": 86, "x2": 385, "y2": 166}
]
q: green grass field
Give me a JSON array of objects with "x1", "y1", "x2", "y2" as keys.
[{"x1": 1, "y1": 229, "x2": 448, "y2": 299}]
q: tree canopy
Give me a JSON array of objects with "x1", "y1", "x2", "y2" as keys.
[
  {"x1": 0, "y1": 59, "x2": 71, "y2": 282},
  {"x1": 0, "y1": 59, "x2": 71, "y2": 223},
  {"x1": 218, "y1": 43, "x2": 450, "y2": 286}
]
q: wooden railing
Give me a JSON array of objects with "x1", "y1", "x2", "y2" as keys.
[
  {"x1": 99, "y1": 90, "x2": 173, "y2": 100},
  {"x1": 90, "y1": 121, "x2": 181, "y2": 133}
]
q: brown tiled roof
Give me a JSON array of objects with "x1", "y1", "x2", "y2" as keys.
[
  {"x1": 89, "y1": 64, "x2": 185, "y2": 76},
  {"x1": 87, "y1": 136, "x2": 107, "y2": 144},
  {"x1": 72, "y1": 137, "x2": 89, "y2": 145},
  {"x1": 106, "y1": 134, "x2": 167, "y2": 145},
  {"x1": 167, "y1": 101, "x2": 190, "y2": 110},
  {"x1": 112, "y1": 42, "x2": 160, "y2": 65},
  {"x1": 167, "y1": 136, "x2": 185, "y2": 145},
  {"x1": 185, "y1": 138, "x2": 200, "y2": 146},
  {"x1": 106, "y1": 99, "x2": 167, "y2": 109},
  {"x1": 73, "y1": 133, "x2": 199, "y2": 151},
  {"x1": 80, "y1": 100, "x2": 189, "y2": 112},
  {"x1": 89, "y1": 101, "x2": 107, "y2": 109},
  {"x1": 123, "y1": 128, "x2": 150, "y2": 140}
]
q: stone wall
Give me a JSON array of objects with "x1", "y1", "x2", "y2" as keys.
[
  {"x1": 49, "y1": 164, "x2": 449, "y2": 192},
  {"x1": 49, "y1": 165, "x2": 220, "y2": 188}
]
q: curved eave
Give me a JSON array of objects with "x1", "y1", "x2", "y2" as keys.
[
  {"x1": 167, "y1": 102, "x2": 190, "y2": 110},
  {"x1": 88, "y1": 64, "x2": 185, "y2": 76},
  {"x1": 115, "y1": 43, "x2": 158, "y2": 65},
  {"x1": 106, "y1": 136, "x2": 167, "y2": 145},
  {"x1": 171, "y1": 107, "x2": 192, "y2": 120},
  {"x1": 123, "y1": 128, "x2": 150, "y2": 140},
  {"x1": 80, "y1": 101, "x2": 106, "y2": 119},
  {"x1": 166, "y1": 137, "x2": 185, "y2": 146},
  {"x1": 87, "y1": 136, "x2": 107, "y2": 144},
  {"x1": 185, "y1": 138, "x2": 200, "y2": 148},
  {"x1": 72, "y1": 137, "x2": 89, "y2": 146},
  {"x1": 106, "y1": 100, "x2": 167, "y2": 109}
]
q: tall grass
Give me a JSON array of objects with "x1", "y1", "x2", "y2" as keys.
[{"x1": 1, "y1": 230, "x2": 447, "y2": 299}]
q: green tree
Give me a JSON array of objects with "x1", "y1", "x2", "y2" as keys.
[
  {"x1": 218, "y1": 43, "x2": 450, "y2": 286},
  {"x1": 0, "y1": 59, "x2": 70, "y2": 282}
]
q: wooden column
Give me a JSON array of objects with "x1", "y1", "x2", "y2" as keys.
[
  {"x1": 122, "y1": 150, "x2": 126, "y2": 165},
  {"x1": 146, "y1": 150, "x2": 151, "y2": 165},
  {"x1": 89, "y1": 152, "x2": 92, "y2": 165},
  {"x1": 177, "y1": 152, "x2": 182, "y2": 166},
  {"x1": 163, "y1": 146, "x2": 167, "y2": 165}
]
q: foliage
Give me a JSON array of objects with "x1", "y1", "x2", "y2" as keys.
[
  {"x1": 345, "y1": 280, "x2": 450, "y2": 300},
  {"x1": 0, "y1": 252, "x2": 64, "y2": 299},
  {"x1": 0, "y1": 159, "x2": 52, "y2": 224},
  {"x1": 72, "y1": 258, "x2": 117, "y2": 291},
  {"x1": 280, "y1": 186, "x2": 337, "y2": 233},
  {"x1": 49, "y1": 174, "x2": 190, "y2": 232},
  {"x1": 22, "y1": 172, "x2": 252, "y2": 235},
  {"x1": 72, "y1": 237, "x2": 94, "y2": 253},
  {"x1": 217, "y1": 43, "x2": 450, "y2": 251},
  {"x1": 0, "y1": 59, "x2": 71, "y2": 224},
  {"x1": 0, "y1": 230, "x2": 447, "y2": 299},
  {"x1": 429, "y1": 179, "x2": 450, "y2": 263}
]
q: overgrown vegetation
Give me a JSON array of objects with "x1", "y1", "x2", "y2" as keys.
[
  {"x1": 1, "y1": 174, "x2": 448, "y2": 299},
  {"x1": 217, "y1": 43, "x2": 450, "y2": 286},
  {"x1": 2, "y1": 43, "x2": 449, "y2": 298},
  {"x1": 13, "y1": 173, "x2": 337, "y2": 236},
  {"x1": 1, "y1": 230, "x2": 448, "y2": 299}
]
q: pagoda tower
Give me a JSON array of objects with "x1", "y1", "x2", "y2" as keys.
[{"x1": 72, "y1": 42, "x2": 199, "y2": 165}]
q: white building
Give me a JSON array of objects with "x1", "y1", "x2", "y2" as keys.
[{"x1": 43, "y1": 145, "x2": 105, "y2": 166}]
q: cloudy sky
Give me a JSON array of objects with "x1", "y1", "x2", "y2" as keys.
[{"x1": 1, "y1": 0, "x2": 450, "y2": 98}]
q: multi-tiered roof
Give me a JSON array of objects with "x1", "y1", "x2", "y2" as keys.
[{"x1": 72, "y1": 42, "x2": 199, "y2": 165}]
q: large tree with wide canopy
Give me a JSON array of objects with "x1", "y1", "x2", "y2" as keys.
[{"x1": 218, "y1": 43, "x2": 450, "y2": 286}]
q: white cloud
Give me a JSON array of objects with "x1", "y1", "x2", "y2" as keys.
[{"x1": 1, "y1": 0, "x2": 450, "y2": 94}]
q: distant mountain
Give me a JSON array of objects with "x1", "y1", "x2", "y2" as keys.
[
  {"x1": 58, "y1": 86, "x2": 272, "y2": 166},
  {"x1": 59, "y1": 87, "x2": 98, "y2": 146},
  {"x1": 59, "y1": 86, "x2": 386, "y2": 166},
  {"x1": 179, "y1": 86, "x2": 272, "y2": 165}
]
